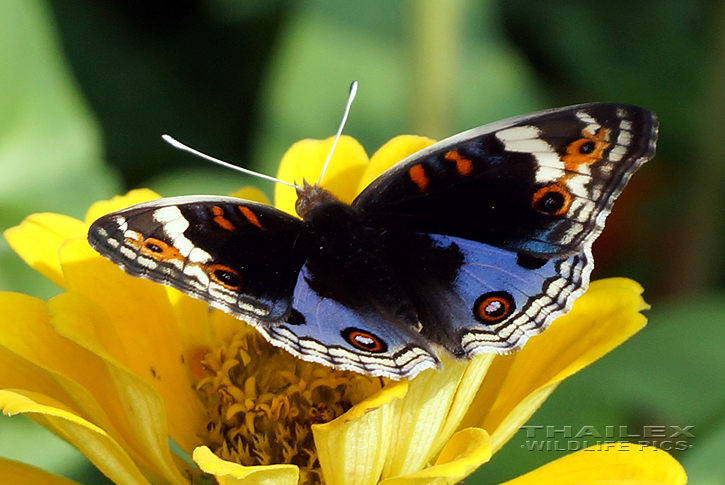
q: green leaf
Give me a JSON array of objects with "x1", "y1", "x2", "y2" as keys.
[{"x1": 0, "y1": 0, "x2": 119, "y2": 298}]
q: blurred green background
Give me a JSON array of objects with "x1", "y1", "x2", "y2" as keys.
[{"x1": 1, "y1": 0, "x2": 724, "y2": 483}]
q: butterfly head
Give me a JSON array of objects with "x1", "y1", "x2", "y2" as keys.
[{"x1": 295, "y1": 179, "x2": 340, "y2": 219}]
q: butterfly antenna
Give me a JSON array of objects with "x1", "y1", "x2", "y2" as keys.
[
  {"x1": 161, "y1": 135, "x2": 296, "y2": 189},
  {"x1": 317, "y1": 80, "x2": 358, "y2": 186}
]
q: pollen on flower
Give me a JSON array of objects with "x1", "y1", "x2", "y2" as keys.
[{"x1": 196, "y1": 326, "x2": 385, "y2": 485}]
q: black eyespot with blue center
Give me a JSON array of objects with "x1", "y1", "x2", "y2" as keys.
[{"x1": 579, "y1": 141, "x2": 596, "y2": 154}]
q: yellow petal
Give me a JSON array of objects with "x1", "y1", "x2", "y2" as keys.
[
  {"x1": 56, "y1": 238, "x2": 206, "y2": 453},
  {"x1": 163, "y1": 287, "x2": 217, "y2": 382},
  {"x1": 193, "y1": 446, "x2": 298, "y2": 485},
  {"x1": 313, "y1": 380, "x2": 408, "y2": 485},
  {"x1": 462, "y1": 278, "x2": 648, "y2": 452},
  {"x1": 274, "y1": 136, "x2": 369, "y2": 214},
  {"x1": 431, "y1": 354, "x2": 494, "y2": 454},
  {"x1": 379, "y1": 428, "x2": 491, "y2": 485},
  {"x1": 0, "y1": 457, "x2": 82, "y2": 485},
  {"x1": 0, "y1": 390, "x2": 153, "y2": 485},
  {"x1": 48, "y1": 291, "x2": 205, "y2": 467},
  {"x1": 0, "y1": 292, "x2": 113, "y2": 423},
  {"x1": 4, "y1": 213, "x2": 86, "y2": 288},
  {"x1": 84, "y1": 188, "x2": 160, "y2": 225},
  {"x1": 498, "y1": 443, "x2": 686, "y2": 485},
  {"x1": 357, "y1": 135, "x2": 436, "y2": 192},
  {"x1": 228, "y1": 186, "x2": 270, "y2": 204},
  {"x1": 0, "y1": 291, "x2": 190, "y2": 483},
  {"x1": 381, "y1": 356, "x2": 485, "y2": 479}
]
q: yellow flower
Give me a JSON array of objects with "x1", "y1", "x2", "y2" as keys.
[{"x1": 0, "y1": 135, "x2": 685, "y2": 484}]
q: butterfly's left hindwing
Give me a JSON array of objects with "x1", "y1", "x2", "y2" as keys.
[
  {"x1": 88, "y1": 196, "x2": 308, "y2": 323},
  {"x1": 383, "y1": 232, "x2": 591, "y2": 357}
]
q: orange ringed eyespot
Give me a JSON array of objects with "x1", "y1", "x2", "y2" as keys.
[
  {"x1": 562, "y1": 127, "x2": 611, "y2": 169},
  {"x1": 140, "y1": 237, "x2": 183, "y2": 262},
  {"x1": 342, "y1": 327, "x2": 388, "y2": 353},
  {"x1": 473, "y1": 291, "x2": 515, "y2": 323},
  {"x1": 208, "y1": 263, "x2": 243, "y2": 290},
  {"x1": 531, "y1": 184, "x2": 571, "y2": 216}
]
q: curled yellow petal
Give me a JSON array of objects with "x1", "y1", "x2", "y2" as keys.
[
  {"x1": 380, "y1": 356, "x2": 491, "y2": 480},
  {"x1": 274, "y1": 136, "x2": 369, "y2": 214},
  {"x1": 313, "y1": 380, "x2": 408, "y2": 485},
  {"x1": 357, "y1": 135, "x2": 436, "y2": 192},
  {"x1": 432, "y1": 354, "x2": 494, "y2": 454},
  {"x1": 0, "y1": 390, "x2": 153, "y2": 485},
  {"x1": 4, "y1": 213, "x2": 86, "y2": 288},
  {"x1": 498, "y1": 443, "x2": 687, "y2": 485},
  {"x1": 193, "y1": 446, "x2": 298, "y2": 485},
  {"x1": 0, "y1": 457, "x2": 81, "y2": 485},
  {"x1": 379, "y1": 428, "x2": 491, "y2": 485}
]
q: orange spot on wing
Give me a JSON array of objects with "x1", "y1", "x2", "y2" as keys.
[
  {"x1": 211, "y1": 206, "x2": 236, "y2": 231},
  {"x1": 238, "y1": 206, "x2": 264, "y2": 230},
  {"x1": 408, "y1": 164, "x2": 429, "y2": 192},
  {"x1": 563, "y1": 127, "x2": 611, "y2": 170},
  {"x1": 444, "y1": 150, "x2": 473, "y2": 176},
  {"x1": 140, "y1": 237, "x2": 183, "y2": 263}
]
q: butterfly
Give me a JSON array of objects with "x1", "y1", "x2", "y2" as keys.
[{"x1": 88, "y1": 103, "x2": 658, "y2": 380}]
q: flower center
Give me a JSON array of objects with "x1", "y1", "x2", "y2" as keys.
[{"x1": 196, "y1": 326, "x2": 385, "y2": 485}]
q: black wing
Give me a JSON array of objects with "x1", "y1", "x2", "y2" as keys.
[
  {"x1": 88, "y1": 196, "x2": 308, "y2": 323},
  {"x1": 353, "y1": 103, "x2": 658, "y2": 258}
]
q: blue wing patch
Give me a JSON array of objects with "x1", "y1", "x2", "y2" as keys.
[
  {"x1": 256, "y1": 263, "x2": 441, "y2": 379},
  {"x1": 423, "y1": 234, "x2": 591, "y2": 355}
]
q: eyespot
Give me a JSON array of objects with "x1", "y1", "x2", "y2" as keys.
[
  {"x1": 342, "y1": 327, "x2": 388, "y2": 353},
  {"x1": 209, "y1": 264, "x2": 243, "y2": 289},
  {"x1": 143, "y1": 239, "x2": 165, "y2": 253},
  {"x1": 139, "y1": 237, "x2": 182, "y2": 262},
  {"x1": 579, "y1": 141, "x2": 596, "y2": 154},
  {"x1": 473, "y1": 291, "x2": 515, "y2": 324},
  {"x1": 531, "y1": 184, "x2": 571, "y2": 216},
  {"x1": 563, "y1": 128, "x2": 610, "y2": 167}
]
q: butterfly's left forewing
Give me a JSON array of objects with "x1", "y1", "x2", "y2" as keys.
[{"x1": 88, "y1": 196, "x2": 308, "y2": 323}]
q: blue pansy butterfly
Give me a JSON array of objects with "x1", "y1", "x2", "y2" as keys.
[{"x1": 88, "y1": 103, "x2": 657, "y2": 379}]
